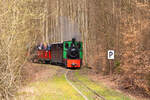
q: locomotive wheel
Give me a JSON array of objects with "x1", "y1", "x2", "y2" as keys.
[
  {"x1": 45, "y1": 60, "x2": 50, "y2": 64},
  {"x1": 38, "y1": 59, "x2": 43, "y2": 64},
  {"x1": 42, "y1": 60, "x2": 45, "y2": 64},
  {"x1": 64, "y1": 60, "x2": 68, "y2": 68}
]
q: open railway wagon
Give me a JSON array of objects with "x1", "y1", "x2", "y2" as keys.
[
  {"x1": 30, "y1": 45, "x2": 51, "y2": 63},
  {"x1": 37, "y1": 49, "x2": 51, "y2": 63},
  {"x1": 51, "y1": 38, "x2": 83, "y2": 68}
]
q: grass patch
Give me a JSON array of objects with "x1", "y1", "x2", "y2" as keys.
[
  {"x1": 16, "y1": 75, "x2": 84, "y2": 100},
  {"x1": 74, "y1": 72, "x2": 131, "y2": 100}
]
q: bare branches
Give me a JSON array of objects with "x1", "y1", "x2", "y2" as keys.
[{"x1": 0, "y1": 0, "x2": 48, "y2": 99}]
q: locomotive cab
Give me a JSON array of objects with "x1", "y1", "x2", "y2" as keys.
[
  {"x1": 63, "y1": 38, "x2": 83, "y2": 68},
  {"x1": 67, "y1": 38, "x2": 79, "y2": 59}
]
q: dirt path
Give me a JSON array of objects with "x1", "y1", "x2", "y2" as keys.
[{"x1": 14, "y1": 63, "x2": 132, "y2": 100}]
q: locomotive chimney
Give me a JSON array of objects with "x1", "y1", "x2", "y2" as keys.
[{"x1": 72, "y1": 38, "x2": 76, "y2": 43}]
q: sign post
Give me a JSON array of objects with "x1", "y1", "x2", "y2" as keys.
[
  {"x1": 108, "y1": 50, "x2": 114, "y2": 60},
  {"x1": 108, "y1": 50, "x2": 114, "y2": 75}
]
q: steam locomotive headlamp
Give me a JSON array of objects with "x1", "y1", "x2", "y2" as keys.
[{"x1": 71, "y1": 63, "x2": 77, "y2": 66}]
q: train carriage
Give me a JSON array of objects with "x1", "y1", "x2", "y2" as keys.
[
  {"x1": 30, "y1": 44, "x2": 51, "y2": 63},
  {"x1": 50, "y1": 38, "x2": 83, "y2": 68},
  {"x1": 50, "y1": 43, "x2": 63, "y2": 64}
]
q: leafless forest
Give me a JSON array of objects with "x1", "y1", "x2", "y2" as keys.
[{"x1": 0, "y1": 0, "x2": 150, "y2": 99}]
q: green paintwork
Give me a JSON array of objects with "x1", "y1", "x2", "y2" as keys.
[
  {"x1": 63, "y1": 41, "x2": 83, "y2": 59},
  {"x1": 79, "y1": 42, "x2": 83, "y2": 59}
]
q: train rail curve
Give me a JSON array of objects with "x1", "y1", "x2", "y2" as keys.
[{"x1": 65, "y1": 70, "x2": 106, "y2": 100}]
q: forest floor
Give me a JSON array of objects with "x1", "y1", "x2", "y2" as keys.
[{"x1": 14, "y1": 63, "x2": 147, "y2": 100}]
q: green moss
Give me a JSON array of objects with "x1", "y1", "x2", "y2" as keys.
[
  {"x1": 114, "y1": 61, "x2": 123, "y2": 74},
  {"x1": 115, "y1": 61, "x2": 120, "y2": 68}
]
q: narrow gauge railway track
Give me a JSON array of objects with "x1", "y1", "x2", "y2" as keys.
[{"x1": 66, "y1": 70, "x2": 106, "y2": 100}]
